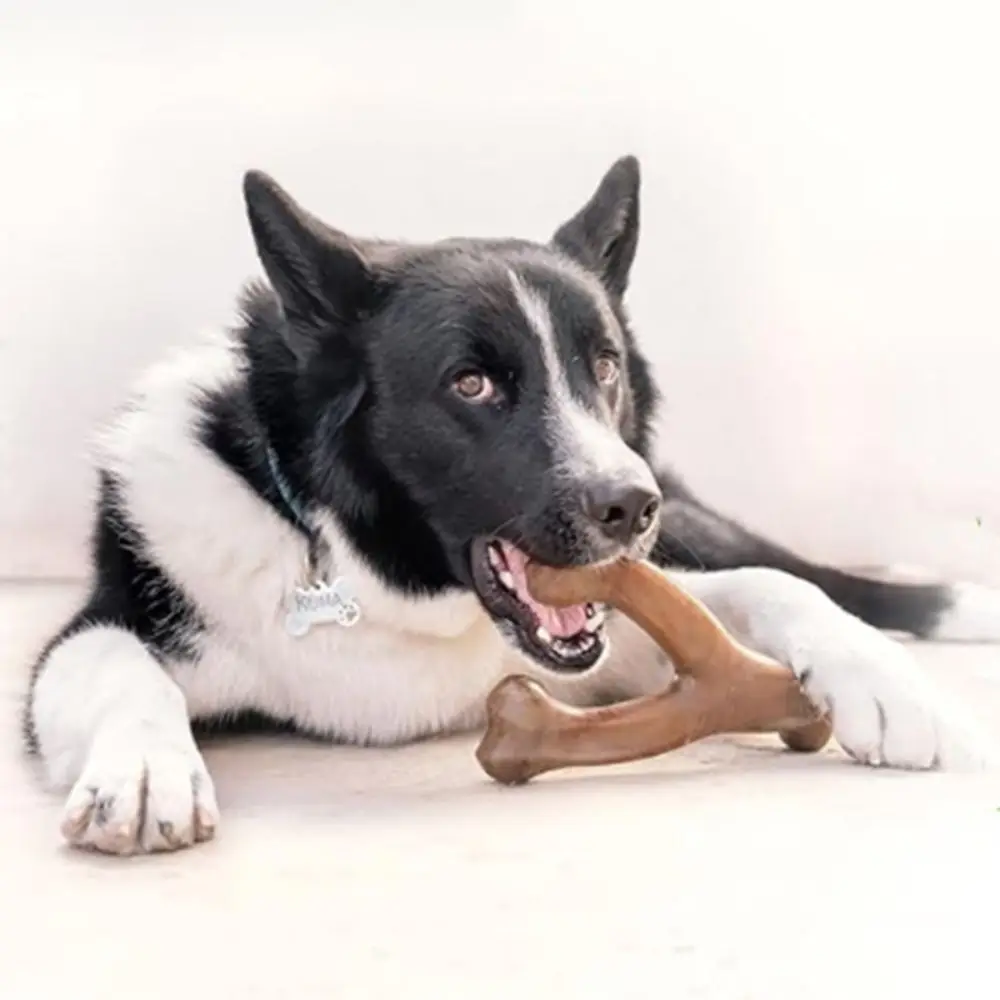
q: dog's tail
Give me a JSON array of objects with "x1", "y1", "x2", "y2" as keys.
[
  {"x1": 652, "y1": 474, "x2": 1000, "y2": 642},
  {"x1": 804, "y1": 564, "x2": 1000, "y2": 641}
]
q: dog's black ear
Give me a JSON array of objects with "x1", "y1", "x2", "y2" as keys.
[
  {"x1": 552, "y1": 156, "x2": 641, "y2": 297},
  {"x1": 243, "y1": 170, "x2": 374, "y2": 354}
]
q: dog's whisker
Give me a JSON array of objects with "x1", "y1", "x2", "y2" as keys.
[{"x1": 655, "y1": 526, "x2": 708, "y2": 572}]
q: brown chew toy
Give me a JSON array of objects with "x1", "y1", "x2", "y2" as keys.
[{"x1": 475, "y1": 559, "x2": 832, "y2": 785}]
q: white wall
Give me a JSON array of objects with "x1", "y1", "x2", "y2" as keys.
[{"x1": 2, "y1": 0, "x2": 999, "y2": 581}]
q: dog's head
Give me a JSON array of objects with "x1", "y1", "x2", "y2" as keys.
[{"x1": 242, "y1": 157, "x2": 661, "y2": 674}]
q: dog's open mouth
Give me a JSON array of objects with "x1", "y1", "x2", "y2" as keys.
[{"x1": 469, "y1": 538, "x2": 607, "y2": 672}]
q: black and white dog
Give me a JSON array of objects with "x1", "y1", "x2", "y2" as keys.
[{"x1": 25, "y1": 157, "x2": 999, "y2": 855}]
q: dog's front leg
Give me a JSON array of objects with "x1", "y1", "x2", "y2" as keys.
[
  {"x1": 665, "y1": 568, "x2": 995, "y2": 771},
  {"x1": 28, "y1": 625, "x2": 218, "y2": 855}
]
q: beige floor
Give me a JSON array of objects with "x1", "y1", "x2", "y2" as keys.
[{"x1": 2, "y1": 582, "x2": 999, "y2": 1000}]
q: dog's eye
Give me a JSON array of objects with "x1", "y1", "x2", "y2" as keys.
[
  {"x1": 452, "y1": 370, "x2": 495, "y2": 403},
  {"x1": 594, "y1": 352, "x2": 620, "y2": 386}
]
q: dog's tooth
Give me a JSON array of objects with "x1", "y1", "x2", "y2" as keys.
[
  {"x1": 536, "y1": 626, "x2": 552, "y2": 645},
  {"x1": 585, "y1": 614, "x2": 604, "y2": 633},
  {"x1": 585, "y1": 603, "x2": 596, "y2": 618},
  {"x1": 488, "y1": 545, "x2": 502, "y2": 568},
  {"x1": 498, "y1": 571, "x2": 515, "y2": 591}
]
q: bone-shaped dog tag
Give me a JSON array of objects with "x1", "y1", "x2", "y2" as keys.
[{"x1": 284, "y1": 577, "x2": 361, "y2": 637}]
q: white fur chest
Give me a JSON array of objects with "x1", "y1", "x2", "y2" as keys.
[{"x1": 171, "y1": 603, "x2": 509, "y2": 745}]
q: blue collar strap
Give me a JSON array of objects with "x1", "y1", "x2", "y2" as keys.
[
  {"x1": 265, "y1": 445, "x2": 309, "y2": 529},
  {"x1": 265, "y1": 444, "x2": 328, "y2": 577}
]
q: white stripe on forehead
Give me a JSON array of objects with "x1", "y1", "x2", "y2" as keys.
[
  {"x1": 507, "y1": 269, "x2": 647, "y2": 485},
  {"x1": 507, "y1": 269, "x2": 566, "y2": 391},
  {"x1": 508, "y1": 247, "x2": 624, "y2": 347},
  {"x1": 507, "y1": 267, "x2": 618, "y2": 424}
]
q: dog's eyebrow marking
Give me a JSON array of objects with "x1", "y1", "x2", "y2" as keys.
[
  {"x1": 508, "y1": 270, "x2": 633, "y2": 480},
  {"x1": 507, "y1": 269, "x2": 616, "y2": 424},
  {"x1": 508, "y1": 248, "x2": 625, "y2": 349},
  {"x1": 508, "y1": 270, "x2": 564, "y2": 386}
]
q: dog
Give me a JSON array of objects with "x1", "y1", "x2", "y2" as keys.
[{"x1": 24, "y1": 156, "x2": 1000, "y2": 855}]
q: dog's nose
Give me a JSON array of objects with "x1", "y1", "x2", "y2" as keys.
[{"x1": 584, "y1": 481, "x2": 661, "y2": 545}]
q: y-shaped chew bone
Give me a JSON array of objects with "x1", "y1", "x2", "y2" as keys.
[{"x1": 475, "y1": 559, "x2": 832, "y2": 784}]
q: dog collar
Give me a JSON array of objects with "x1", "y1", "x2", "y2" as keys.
[
  {"x1": 264, "y1": 444, "x2": 320, "y2": 553},
  {"x1": 264, "y1": 444, "x2": 362, "y2": 636}
]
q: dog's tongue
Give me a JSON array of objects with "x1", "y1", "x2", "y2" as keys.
[{"x1": 500, "y1": 543, "x2": 588, "y2": 638}]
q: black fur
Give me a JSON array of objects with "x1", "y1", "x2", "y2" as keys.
[{"x1": 212, "y1": 166, "x2": 663, "y2": 604}]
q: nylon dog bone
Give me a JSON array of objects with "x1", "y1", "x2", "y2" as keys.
[{"x1": 475, "y1": 559, "x2": 832, "y2": 784}]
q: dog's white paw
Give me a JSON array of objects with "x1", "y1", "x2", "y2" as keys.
[
  {"x1": 788, "y1": 616, "x2": 994, "y2": 771},
  {"x1": 61, "y1": 725, "x2": 219, "y2": 855}
]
